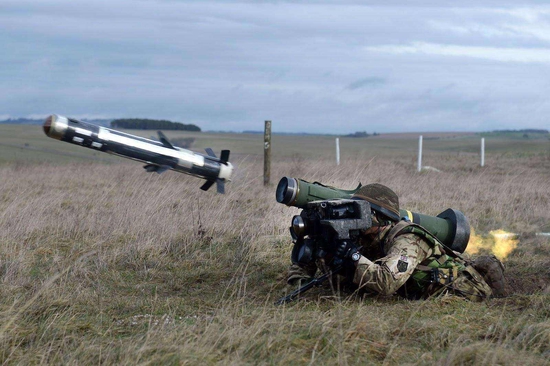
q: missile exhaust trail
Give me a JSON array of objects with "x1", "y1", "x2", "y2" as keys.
[{"x1": 43, "y1": 114, "x2": 233, "y2": 193}]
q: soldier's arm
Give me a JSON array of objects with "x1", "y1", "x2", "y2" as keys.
[{"x1": 353, "y1": 234, "x2": 432, "y2": 296}]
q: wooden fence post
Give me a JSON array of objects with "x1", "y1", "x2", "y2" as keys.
[{"x1": 264, "y1": 120, "x2": 271, "y2": 186}]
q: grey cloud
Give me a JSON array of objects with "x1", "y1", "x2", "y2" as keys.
[
  {"x1": 1, "y1": 0, "x2": 550, "y2": 133},
  {"x1": 347, "y1": 77, "x2": 386, "y2": 90}
]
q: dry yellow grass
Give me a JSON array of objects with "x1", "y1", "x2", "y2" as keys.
[{"x1": 0, "y1": 143, "x2": 549, "y2": 364}]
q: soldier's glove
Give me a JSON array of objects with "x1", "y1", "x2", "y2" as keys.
[
  {"x1": 331, "y1": 241, "x2": 361, "y2": 270},
  {"x1": 287, "y1": 263, "x2": 315, "y2": 286}
]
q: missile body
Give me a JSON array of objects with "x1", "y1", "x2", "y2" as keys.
[{"x1": 43, "y1": 114, "x2": 233, "y2": 193}]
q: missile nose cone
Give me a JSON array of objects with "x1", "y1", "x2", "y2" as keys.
[
  {"x1": 43, "y1": 115, "x2": 53, "y2": 135},
  {"x1": 43, "y1": 114, "x2": 69, "y2": 140}
]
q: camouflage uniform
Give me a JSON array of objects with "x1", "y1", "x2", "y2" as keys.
[
  {"x1": 353, "y1": 225, "x2": 429, "y2": 297},
  {"x1": 288, "y1": 183, "x2": 506, "y2": 301},
  {"x1": 352, "y1": 223, "x2": 493, "y2": 301},
  {"x1": 288, "y1": 223, "x2": 495, "y2": 301}
]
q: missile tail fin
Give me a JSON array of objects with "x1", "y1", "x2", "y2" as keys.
[
  {"x1": 200, "y1": 179, "x2": 226, "y2": 194},
  {"x1": 220, "y1": 150, "x2": 230, "y2": 164},
  {"x1": 205, "y1": 148, "x2": 216, "y2": 158},
  {"x1": 157, "y1": 131, "x2": 176, "y2": 150},
  {"x1": 216, "y1": 179, "x2": 225, "y2": 194},
  {"x1": 144, "y1": 164, "x2": 170, "y2": 174},
  {"x1": 200, "y1": 180, "x2": 215, "y2": 191}
]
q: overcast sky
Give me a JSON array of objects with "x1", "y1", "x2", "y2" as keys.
[{"x1": 1, "y1": 1, "x2": 550, "y2": 133}]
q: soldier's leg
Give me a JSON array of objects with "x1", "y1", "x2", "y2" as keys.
[
  {"x1": 472, "y1": 254, "x2": 508, "y2": 297},
  {"x1": 448, "y1": 265, "x2": 493, "y2": 302}
]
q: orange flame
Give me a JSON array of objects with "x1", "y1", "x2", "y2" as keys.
[{"x1": 467, "y1": 229, "x2": 519, "y2": 261}]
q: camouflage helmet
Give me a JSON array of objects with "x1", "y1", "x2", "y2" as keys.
[{"x1": 352, "y1": 183, "x2": 400, "y2": 222}]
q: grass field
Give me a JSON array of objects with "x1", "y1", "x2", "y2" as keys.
[{"x1": 0, "y1": 124, "x2": 549, "y2": 364}]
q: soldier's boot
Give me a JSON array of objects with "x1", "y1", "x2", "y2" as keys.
[{"x1": 472, "y1": 255, "x2": 508, "y2": 297}]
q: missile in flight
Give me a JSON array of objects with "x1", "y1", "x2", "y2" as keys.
[{"x1": 43, "y1": 114, "x2": 233, "y2": 193}]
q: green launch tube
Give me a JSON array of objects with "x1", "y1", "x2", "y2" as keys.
[
  {"x1": 275, "y1": 177, "x2": 362, "y2": 207},
  {"x1": 276, "y1": 177, "x2": 470, "y2": 253}
]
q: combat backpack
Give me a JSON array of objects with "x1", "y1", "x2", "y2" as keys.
[{"x1": 383, "y1": 220, "x2": 482, "y2": 299}]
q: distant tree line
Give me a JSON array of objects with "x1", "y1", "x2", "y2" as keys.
[
  {"x1": 492, "y1": 129, "x2": 548, "y2": 134},
  {"x1": 111, "y1": 118, "x2": 201, "y2": 131},
  {"x1": 0, "y1": 118, "x2": 44, "y2": 124},
  {"x1": 344, "y1": 131, "x2": 380, "y2": 138},
  {"x1": 241, "y1": 131, "x2": 336, "y2": 136}
]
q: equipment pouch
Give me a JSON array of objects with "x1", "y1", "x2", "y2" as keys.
[{"x1": 434, "y1": 267, "x2": 459, "y2": 285}]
